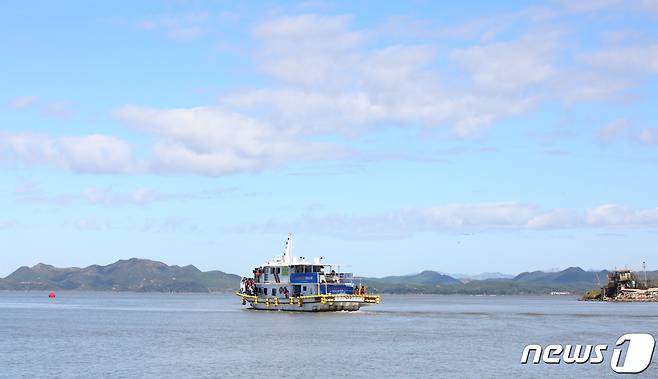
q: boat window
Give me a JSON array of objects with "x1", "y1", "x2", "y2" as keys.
[
  {"x1": 264, "y1": 288, "x2": 268, "y2": 295},
  {"x1": 272, "y1": 288, "x2": 277, "y2": 296},
  {"x1": 302, "y1": 286, "x2": 307, "y2": 291},
  {"x1": 276, "y1": 267, "x2": 280, "y2": 274}
]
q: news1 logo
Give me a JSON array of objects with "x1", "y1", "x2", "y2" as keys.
[{"x1": 521, "y1": 333, "x2": 656, "y2": 374}]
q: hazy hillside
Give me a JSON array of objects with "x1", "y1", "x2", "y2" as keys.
[
  {"x1": 362, "y1": 270, "x2": 462, "y2": 293},
  {"x1": 450, "y1": 272, "x2": 515, "y2": 281},
  {"x1": 363, "y1": 267, "x2": 620, "y2": 294},
  {"x1": 371, "y1": 270, "x2": 462, "y2": 285},
  {"x1": 513, "y1": 267, "x2": 607, "y2": 286},
  {"x1": 0, "y1": 258, "x2": 240, "y2": 292}
]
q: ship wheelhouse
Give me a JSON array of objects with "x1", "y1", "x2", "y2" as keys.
[{"x1": 251, "y1": 261, "x2": 356, "y2": 298}]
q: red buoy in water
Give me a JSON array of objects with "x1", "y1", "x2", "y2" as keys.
[{"x1": 48, "y1": 292, "x2": 56, "y2": 299}]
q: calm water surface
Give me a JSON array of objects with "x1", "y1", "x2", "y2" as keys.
[{"x1": 1, "y1": 292, "x2": 657, "y2": 378}]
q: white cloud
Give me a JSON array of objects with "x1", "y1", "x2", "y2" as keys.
[
  {"x1": 220, "y1": 14, "x2": 556, "y2": 138},
  {"x1": 247, "y1": 202, "x2": 658, "y2": 238},
  {"x1": 423, "y1": 202, "x2": 557, "y2": 229},
  {"x1": 1, "y1": 104, "x2": 346, "y2": 176},
  {"x1": 586, "y1": 204, "x2": 658, "y2": 227},
  {"x1": 8, "y1": 5, "x2": 658, "y2": 179},
  {"x1": 252, "y1": 14, "x2": 364, "y2": 86},
  {"x1": 449, "y1": 33, "x2": 559, "y2": 93},
  {"x1": 557, "y1": 71, "x2": 633, "y2": 103},
  {"x1": 581, "y1": 44, "x2": 658, "y2": 74},
  {"x1": 113, "y1": 105, "x2": 344, "y2": 176},
  {"x1": 0, "y1": 133, "x2": 140, "y2": 174}
]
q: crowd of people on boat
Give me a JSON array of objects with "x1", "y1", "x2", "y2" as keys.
[
  {"x1": 242, "y1": 273, "x2": 368, "y2": 297},
  {"x1": 354, "y1": 285, "x2": 367, "y2": 295},
  {"x1": 240, "y1": 278, "x2": 256, "y2": 295}
]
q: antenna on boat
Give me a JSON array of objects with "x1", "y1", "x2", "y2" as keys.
[{"x1": 283, "y1": 233, "x2": 293, "y2": 264}]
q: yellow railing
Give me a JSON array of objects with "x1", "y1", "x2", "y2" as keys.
[{"x1": 235, "y1": 292, "x2": 381, "y2": 305}]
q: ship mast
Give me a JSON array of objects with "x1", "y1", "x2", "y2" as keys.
[{"x1": 282, "y1": 233, "x2": 293, "y2": 264}]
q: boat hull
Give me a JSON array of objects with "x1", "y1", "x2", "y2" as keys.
[
  {"x1": 237, "y1": 293, "x2": 379, "y2": 312},
  {"x1": 249, "y1": 301, "x2": 362, "y2": 312}
]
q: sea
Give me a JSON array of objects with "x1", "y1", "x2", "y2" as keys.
[{"x1": 1, "y1": 292, "x2": 657, "y2": 378}]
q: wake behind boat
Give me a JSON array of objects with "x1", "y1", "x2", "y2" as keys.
[{"x1": 236, "y1": 234, "x2": 380, "y2": 311}]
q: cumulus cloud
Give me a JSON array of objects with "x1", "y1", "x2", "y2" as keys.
[
  {"x1": 0, "y1": 132, "x2": 141, "y2": 174},
  {"x1": 449, "y1": 33, "x2": 559, "y2": 93},
  {"x1": 221, "y1": 14, "x2": 561, "y2": 137},
  {"x1": 113, "y1": 105, "x2": 344, "y2": 176},
  {"x1": 253, "y1": 14, "x2": 364, "y2": 86},
  {"x1": 226, "y1": 9, "x2": 658, "y2": 139},
  {"x1": 586, "y1": 204, "x2": 658, "y2": 227},
  {"x1": 7, "y1": 4, "x2": 658, "y2": 178},
  {"x1": 582, "y1": 44, "x2": 658, "y2": 74},
  {"x1": 1, "y1": 104, "x2": 346, "y2": 176}
]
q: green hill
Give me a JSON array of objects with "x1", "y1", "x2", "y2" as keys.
[
  {"x1": 2, "y1": 260, "x2": 649, "y2": 295},
  {"x1": 0, "y1": 258, "x2": 240, "y2": 292},
  {"x1": 362, "y1": 267, "x2": 616, "y2": 294}
]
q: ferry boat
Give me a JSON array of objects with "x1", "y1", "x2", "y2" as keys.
[{"x1": 236, "y1": 234, "x2": 380, "y2": 311}]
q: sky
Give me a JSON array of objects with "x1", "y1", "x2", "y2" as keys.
[{"x1": 1, "y1": 0, "x2": 658, "y2": 277}]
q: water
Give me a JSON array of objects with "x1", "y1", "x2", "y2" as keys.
[{"x1": 1, "y1": 292, "x2": 657, "y2": 378}]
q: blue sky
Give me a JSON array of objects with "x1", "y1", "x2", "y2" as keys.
[{"x1": 2, "y1": 0, "x2": 658, "y2": 277}]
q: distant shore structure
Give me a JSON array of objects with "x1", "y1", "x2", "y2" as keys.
[
  {"x1": 236, "y1": 234, "x2": 380, "y2": 311},
  {"x1": 583, "y1": 266, "x2": 658, "y2": 302}
]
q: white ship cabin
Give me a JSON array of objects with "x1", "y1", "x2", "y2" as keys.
[{"x1": 245, "y1": 235, "x2": 356, "y2": 298}]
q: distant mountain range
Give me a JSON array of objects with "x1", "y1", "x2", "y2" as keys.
[
  {"x1": 363, "y1": 267, "x2": 658, "y2": 294},
  {"x1": 0, "y1": 258, "x2": 240, "y2": 292},
  {"x1": 361, "y1": 267, "x2": 611, "y2": 295},
  {"x1": 513, "y1": 267, "x2": 608, "y2": 285},
  {"x1": 447, "y1": 272, "x2": 515, "y2": 281},
  {"x1": 1, "y1": 259, "x2": 655, "y2": 294}
]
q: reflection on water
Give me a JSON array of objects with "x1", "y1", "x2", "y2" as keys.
[{"x1": 0, "y1": 292, "x2": 656, "y2": 378}]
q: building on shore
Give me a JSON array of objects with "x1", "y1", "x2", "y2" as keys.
[{"x1": 596, "y1": 269, "x2": 658, "y2": 302}]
